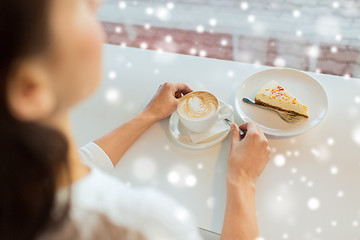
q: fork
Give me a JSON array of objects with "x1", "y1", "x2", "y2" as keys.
[{"x1": 242, "y1": 97, "x2": 304, "y2": 123}]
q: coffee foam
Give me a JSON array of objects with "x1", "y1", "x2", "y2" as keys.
[{"x1": 178, "y1": 92, "x2": 218, "y2": 119}]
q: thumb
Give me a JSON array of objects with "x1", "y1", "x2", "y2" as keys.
[{"x1": 230, "y1": 123, "x2": 240, "y2": 143}]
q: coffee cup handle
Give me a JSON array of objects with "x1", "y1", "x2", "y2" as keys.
[{"x1": 218, "y1": 104, "x2": 234, "y2": 120}]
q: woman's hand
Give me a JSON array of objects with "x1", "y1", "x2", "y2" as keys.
[
  {"x1": 142, "y1": 82, "x2": 193, "y2": 122},
  {"x1": 95, "y1": 82, "x2": 192, "y2": 167},
  {"x1": 222, "y1": 122, "x2": 270, "y2": 240},
  {"x1": 227, "y1": 122, "x2": 271, "y2": 186}
]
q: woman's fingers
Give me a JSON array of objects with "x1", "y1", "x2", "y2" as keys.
[
  {"x1": 230, "y1": 123, "x2": 240, "y2": 144},
  {"x1": 239, "y1": 122, "x2": 257, "y2": 140},
  {"x1": 173, "y1": 82, "x2": 193, "y2": 96},
  {"x1": 158, "y1": 82, "x2": 193, "y2": 99},
  {"x1": 240, "y1": 122, "x2": 267, "y2": 141}
]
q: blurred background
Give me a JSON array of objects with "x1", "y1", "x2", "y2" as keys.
[{"x1": 98, "y1": 0, "x2": 360, "y2": 78}]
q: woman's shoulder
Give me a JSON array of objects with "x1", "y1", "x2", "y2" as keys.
[
  {"x1": 40, "y1": 205, "x2": 146, "y2": 240},
  {"x1": 69, "y1": 169, "x2": 202, "y2": 240}
]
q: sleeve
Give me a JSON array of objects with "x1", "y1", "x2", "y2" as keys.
[{"x1": 78, "y1": 142, "x2": 115, "y2": 173}]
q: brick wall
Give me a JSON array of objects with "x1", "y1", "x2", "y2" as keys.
[{"x1": 100, "y1": 0, "x2": 360, "y2": 78}]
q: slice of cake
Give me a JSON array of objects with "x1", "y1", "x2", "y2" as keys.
[{"x1": 255, "y1": 80, "x2": 309, "y2": 118}]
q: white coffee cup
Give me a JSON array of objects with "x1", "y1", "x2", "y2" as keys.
[{"x1": 177, "y1": 91, "x2": 233, "y2": 133}]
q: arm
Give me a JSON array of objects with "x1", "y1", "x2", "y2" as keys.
[
  {"x1": 221, "y1": 122, "x2": 271, "y2": 240},
  {"x1": 93, "y1": 111, "x2": 157, "y2": 167},
  {"x1": 94, "y1": 82, "x2": 193, "y2": 167},
  {"x1": 222, "y1": 180, "x2": 257, "y2": 240}
]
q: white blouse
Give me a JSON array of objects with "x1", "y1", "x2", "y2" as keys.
[{"x1": 39, "y1": 142, "x2": 203, "y2": 240}]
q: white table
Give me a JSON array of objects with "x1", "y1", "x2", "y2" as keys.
[{"x1": 71, "y1": 44, "x2": 360, "y2": 240}]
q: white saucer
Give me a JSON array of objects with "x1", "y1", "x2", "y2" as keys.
[{"x1": 169, "y1": 101, "x2": 234, "y2": 149}]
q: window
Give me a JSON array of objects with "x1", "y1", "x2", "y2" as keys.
[{"x1": 98, "y1": 0, "x2": 360, "y2": 78}]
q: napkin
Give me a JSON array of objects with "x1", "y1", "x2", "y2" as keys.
[{"x1": 186, "y1": 120, "x2": 230, "y2": 144}]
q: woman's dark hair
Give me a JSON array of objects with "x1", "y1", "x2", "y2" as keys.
[{"x1": 0, "y1": 1, "x2": 70, "y2": 239}]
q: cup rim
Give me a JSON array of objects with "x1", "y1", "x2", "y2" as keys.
[{"x1": 177, "y1": 91, "x2": 219, "y2": 121}]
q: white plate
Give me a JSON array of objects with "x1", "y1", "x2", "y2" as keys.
[
  {"x1": 169, "y1": 101, "x2": 234, "y2": 149},
  {"x1": 235, "y1": 68, "x2": 328, "y2": 137}
]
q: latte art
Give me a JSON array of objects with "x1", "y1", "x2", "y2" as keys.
[{"x1": 178, "y1": 91, "x2": 218, "y2": 119}]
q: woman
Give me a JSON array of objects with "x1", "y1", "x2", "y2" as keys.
[{"x1": 0, "y1": 0, "x2": 271, "y2": 239}]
